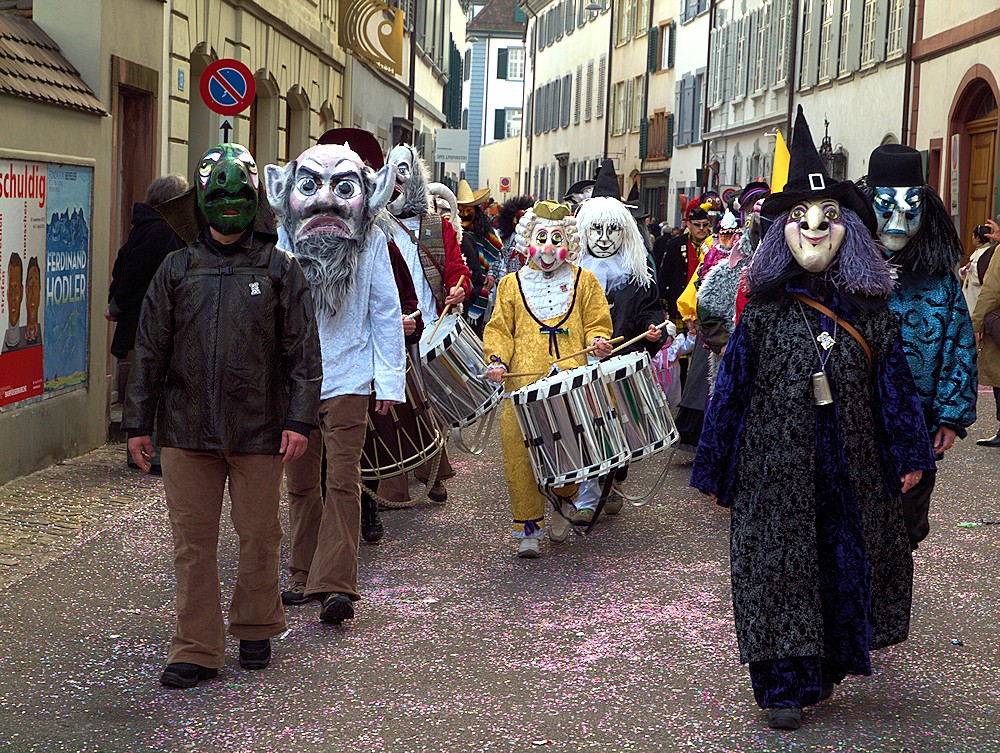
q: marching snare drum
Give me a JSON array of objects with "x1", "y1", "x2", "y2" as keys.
[
  {"x1": 598, "y1": 351, "x2": 679, "y2": 462},
  {"x1": 418, "y1": 313, "x2": 503, "y2": 429},
  {"x1": 361, "y1": 356, "x2": 444, "y2": 481},
  {"x1": 510, "y1": 362, "x2": 630, "y2": 488}
]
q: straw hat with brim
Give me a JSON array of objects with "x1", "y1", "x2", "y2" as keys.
[
  {"x1": 761, "y1": 106, "x2": 877, "y2": 234},
  {"x1": 317, "y1": 128, "x2": 384, "y2": 169},
  {"x1": 456, "y1": 180, "x2": 491, "y2": 205}
]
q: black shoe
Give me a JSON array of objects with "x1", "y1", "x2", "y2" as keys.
[
  {"x1": 820, "y1": 679, "x2": 835, "y2": 701},
  {"x1": 148, "y1": 464, "x2": 163, "y2": 476},
  {"x1": 159, "y1": 662, "x2": 218, "y2": 689},
  {"x1": 318, "y1": 592, "x2": 355, "y2": 624},
  {"x1": 281, "y1": 580, "x2": 311, "y2": 606},
  {"x1": 360, "y1": 496, "x2": 385, "y2": 544},
  {"x1": 427, "y1": 482, "x2": 448, "y2": 504},
  {"x1": 767, "y1": 707, "x2": 802, "y2": 730},
  {"x1": 239, "y1": 639, "x2": 272, "y2": 670},
  {"x1": 976, "y1": 432, "x2": 1000, "y2": 448}
]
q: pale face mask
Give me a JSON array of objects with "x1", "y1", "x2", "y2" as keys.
[
  {"x1": 784, "y1": 199, "x2": 846, "y2": 273},
  {"x1": 873, "y1": 186, "x2": 923, "y2": 254},
  {"x1": 528, "y1": 223, "x2": 569, "y2": 274},
  {"x1": 585, "y1": 220, "x2": 625, "y2": 258},
  {"x1": 386, "y1": 145, "x2": 415, "y2": 215}
]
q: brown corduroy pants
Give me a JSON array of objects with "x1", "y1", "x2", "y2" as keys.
[
  {"x1": 160, "y1": 448, "x2": 287, "y2": 668},
  {"x1": 284, "y1": 394, "x2": 369, "y2": 601}
]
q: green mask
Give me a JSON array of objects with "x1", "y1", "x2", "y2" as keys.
[{"x1": 195, "y1": 143, "x2": 260, "y2": 235}]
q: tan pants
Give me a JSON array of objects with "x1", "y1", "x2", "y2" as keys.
[
  {"x1": 284, "y1": 394, "x2": 368, "y2": 600},
  {"x1": 161, "y1": 447, "x2": 286, "y2": 668}
]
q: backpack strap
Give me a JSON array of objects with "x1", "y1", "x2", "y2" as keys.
[{"x1": 793, "y1": 293, "x2": 872, "y2": 369}]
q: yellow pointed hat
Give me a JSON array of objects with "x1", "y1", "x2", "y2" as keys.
[{"x1": 456, "y1": 179, "x2": 491, "y2": 205}]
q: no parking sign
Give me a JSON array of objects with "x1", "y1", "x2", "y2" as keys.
[
  {"x1": 199, "y1": 59, "x2": 256, "y2": 116},
  {"x1": 499, "y1": 177, "x2": 511, "y2": 193}
]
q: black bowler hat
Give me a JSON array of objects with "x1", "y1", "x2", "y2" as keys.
[
  {"x1": 762, "y1": 106, "x2": 877, "y2": 234},
  {"x1": 317, "y1": 128, "x2": 384, "y2": 169},
  {"x1": 867, "y1": 144, "x2": 925, "y2": 187},
  {"x1": 563, "y1": 179, "x2": 595, "y2": 201}
]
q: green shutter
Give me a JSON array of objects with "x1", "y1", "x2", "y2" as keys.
[
  {"x1": 665, "y1": 113, "x2": 674, "y2": 158},
  {"x1": 514, "y1": 4, "x2": 526, "y2": 23},
  {"x1": 495, "y1": 109, "x2": 507, "y2": 140},
  {"x1": 668, "y1": 21, "x2": 676, "y2": 68},
  {"x1": 497, "y1": 48, "x2": 509, "y2": 79},
  {"x1": 639, "y1": 118, "x2": 649, "y2": 159},
  {"x1": 647, "y1": 26, "x2": 659, "y2": 72}
]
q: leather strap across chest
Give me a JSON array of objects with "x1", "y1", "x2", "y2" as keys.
[{"x1": 793, "y1": 293, "x2": 872, "y2": 368}]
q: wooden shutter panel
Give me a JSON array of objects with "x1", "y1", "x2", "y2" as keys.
[
  {"x1": 497, "y1": 48, "x2": 509, "y2": 80},
  {"x1": 639, "y1": 117, "x2": 649, "y2": 159},
  {"x1": 873, "y1": 0, "x2": 889, "y2": 63},
  {"x1": 647, "y1": 25, "x2": 659, "y2": 72},
  {"x1": 803, "y1": 4, "x2": 821, "y2": 87},
  {"x1": 666, "y1": 112, "x2": 675, "y2": 158},
  {"x1": 575, "y1": 65, "x2": 583, "y2": 124},
  {"x1": 844, "y1": 0, "x2": 863, "y2": 73},
  {"x1": 563, "y1": 74, "x2": 572, "y2": 127},
  {"x1": 495, "y1": 109, "x2": 506, "y2": 140}
]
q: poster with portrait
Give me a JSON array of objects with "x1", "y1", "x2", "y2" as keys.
[
  {"x1": 0, "y1": 159, "x2": 47, "y2": 408},
  {"x1": 0, "y1": 160, "x2": 92, "y2": 409},
  {"x1": 44, "y1": 165, "x2": 92, "y2": 393}
]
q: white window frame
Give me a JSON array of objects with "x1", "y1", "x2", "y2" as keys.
[
  {"x1": 838, "y1": 0, "x2": 851, "y2": 74},
  {"x1": 636, "y1": 0, "x2": 650, "y2": 37},
  {"x1": 774, "y1": 0, "x2": 788, "y2": 85},
  {"x1": 632, "y1": 75, "x2": 644, "y2": 133},
  {"x1": 754, "y1": 10, "x2": 768, "y2": 92},
  {"x1": 800, "y1": 0, "x2": 813, "y2": 88},
  {"x1": 818, "y1": 0, "x2": 834, "y2": 82},
  {"x1": 860, "y1": 0, "x2": 878, "y2": 67},
  {"x1": 886, "y1": 0, "x2": 904, "y2": 57},
  {"x1": 505, "y1": 108, "x2": 522, "y2": 138},
  {"x1": 507, "y1": 47, "x2": 525, "y2": 80}
]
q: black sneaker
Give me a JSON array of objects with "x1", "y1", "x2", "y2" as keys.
[
  {"x1": 820, "y1": 679, "x2": 835, "y2": 701},
  {"x1": 318, "y1": 592, "x2": 355, "y2": 624},
  {"x1": 427, "y1": 482, "x2": 448, "y2": 504},
  {"x1": 239, "y1": 639, "x2": 272, "y2": 670},
  {"x1": 767, "y1": 707, "x2": 802, "y2": 730},
  {"x1": 361, "y1": 495, "x2": 385, "y2": 544},
  {"x1": 159, "y1": 662, "x2": 218, "y2": 689},
  {"x1": 281, "y1": 580, "x2": 311, "y2": 606},
  {"x1": 976, "y1": 432, "x2": 1000, "y2": 448}
]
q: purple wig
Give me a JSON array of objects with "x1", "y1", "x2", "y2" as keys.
[{"x1": 746, "y1": 208, "x2": 895, "y2": 298}]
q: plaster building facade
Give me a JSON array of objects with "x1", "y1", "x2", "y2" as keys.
[
  {"x1": 463, "y1": 0, "x2": 527, "y2": 189},
  {"x1": 907, "y1": 0, "x2": 1000, "y2": 255},
  {"x1": 640, "y1": 0, "x2": 678, "y2": 224},
  {"x1": 0, "y1": 0, "x2": 167, "y2": 484},
  {"x1": 522, "y1": 0, "x2": 612, "y2": 201}
]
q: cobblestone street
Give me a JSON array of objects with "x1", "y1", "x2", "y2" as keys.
[{"x1": 0, "y1": 392, "x2": 998, "y2": 752}]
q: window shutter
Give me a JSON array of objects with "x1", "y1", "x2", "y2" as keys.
[
  {"x1": 844, "y1": 0, "x2": 863, "y2": 72},
  {"x1": 586, "y1": 60, "x2": 594, "y2": 120},
  {"x1": 666, "y1": 112, "x2": 675, "y2": 157},
  {"x1": 873, "y1": 0, "x2": 889, "y2": 63},
  {"x1": 597, "y1": 55, "x2": 606, "y2": 117},
  {"x1": 802, "y1": 5, "x2": 821, "y2": 87},
  {"x1": 736, "y1": 18, "x2": 747, "y2": 96},
  {"x1": 497, "y1": 48, "x2": 509, "y2": 80},
  {"x1": 668, "y1": 21, "x2": 676, "y2": 68},
  {"x1": 556, "y1": 2, "x2": 564, "y2": 39},
  {"x1": 639, "y1": 117, "x2": 649, "y2": 159},
  {"x1": 683, "y1": 78, "x2": 695, "y2": 144},
  {"x1": 575, "y1": 65, "x2": 583, "y2": 124},
  {"x1": 563, "y1": 74, "x2": 572, "y2": 127},
  {"x1": 674, "y1": 80, "x2": 685, "y2": 146},
  {"x1": 566, "y1": 0, "x2": 574, "y2": 34},
  {"x1": 647, "y1": 25, "x2": 659, "y2": 72},
  {"x1": 495, "y1": 109, "x2": 506, "y2": 140},
  {"x1": 553, "y1": 79, "x2": 561, "y2": 130}
]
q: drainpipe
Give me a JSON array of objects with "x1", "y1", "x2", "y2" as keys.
[
  {"x1": 517, "y1": 11, "x2": 530, "y2": 194},
  {"x1": 408, "y1": 0, "x2": 419, "y2": 139},
  {"x1": 785, "y1": 0, "x2": 800, "y2": 137},
  {"x1": 900, "y1": 0, "x2": 917, "y2": 145},
  {"x1": 525, "y1": 6, "x2": 538, "y2": 194},
  {"x1": 603, "y1": 0, "x2": 615, "y2": 159},
  {"x1": 700, "y1": 1, "x2": 716, "y2": 192}
]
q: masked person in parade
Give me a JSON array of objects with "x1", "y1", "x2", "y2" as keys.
[
  {"x1": 573, "y1": 161, "x2": 665, "y2": 523},
  {"x1": 382, "y1": 144, "x2": 471, "y2": 504},
  {"x1": 858, "y1": 145, "x2": 978, "y2": 549},
  {"x1": 691, "y1": 108, "x2": 935, "y2": 731},
  {"x1": 455, "y1": 180, "x2": 502, "y2": 335},
  {"x1": 484, "y1": 201, "x2": 614, "y2": 558},
  {"x1": 123, "y1": 144, "x2": 321, "y2": 688},
  {"x1": 265, "y1": 138, "x2": 404, "y2": 624}
]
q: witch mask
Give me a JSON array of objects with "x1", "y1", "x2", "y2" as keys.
[
  {"x1": 784, "y1": 199, "x2": 846, "y2": 273},
  {"x1": 872, "y1": 186, "x2": 923, "y2": 254},
  {"x1": 195, "y1": 144, "x2": 260, "y2": 235}
]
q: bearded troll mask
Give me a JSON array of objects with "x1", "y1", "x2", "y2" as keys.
[{"x1": 265, "y1": 144, "x2": 396, "y2": 317}]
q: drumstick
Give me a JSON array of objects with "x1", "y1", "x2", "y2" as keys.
[
  {"x1": 427, "y1": 275, "x2": 467, "y2": 342},
  {"x1": 405, "y1": 310, "x2": 422, "y2": 319},
  {"x1": 550, "y1": 336, "x2": 625, "y2": 366},
  {"x1": 608, "y1": 320, "x2": 671, "y2": 357},
  {"x1": 500, "y1": 371, "x2": 544, "y2": 379}
]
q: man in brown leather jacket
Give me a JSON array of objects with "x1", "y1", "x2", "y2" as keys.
[{"x1": 123, "y1": 144, "x2": 321, "y2": 689}]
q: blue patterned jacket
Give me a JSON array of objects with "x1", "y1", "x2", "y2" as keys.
[{"x1": 888, "y1": 270, "x2": 977, "y2": 436}]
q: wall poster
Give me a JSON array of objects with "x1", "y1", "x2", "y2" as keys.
[{"x1": 0, "y1": 160, "x2": 92, "y2": 409}]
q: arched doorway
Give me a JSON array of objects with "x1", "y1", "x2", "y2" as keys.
[
  {"x1": 949, "y1": 75, "x2": 998, "y2": 256},
  {"x1": 249, "y1": 71, "x2": 280, "y2": 167},
  {"x1": 284, "y1": 86, "x2": 311, "y2": 163},
  {"x1": 188, "y1": 45, "x2": 218, "y2": 178}
]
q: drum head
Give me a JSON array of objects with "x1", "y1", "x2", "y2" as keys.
[
  {"x1": 598, "y1": 351, "x2": 650, "y2": 381},
  {"x1": 510, "y1": 362, "x2": 601, "y2": 406},
  {"x1": 418, "y1": 312, "x2": 463, "y2": 361}
]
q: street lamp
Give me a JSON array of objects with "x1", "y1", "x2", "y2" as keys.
[{"x1": 585, "y1": 1, "x2": 605, "y2": 10}]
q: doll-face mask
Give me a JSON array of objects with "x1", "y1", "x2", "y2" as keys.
[
  {"x1": 872, "y1": 186, "x2": 922, "y2": 254},
  {"x1": 528, "y1": 223, "x2": 569, "y2": 273},
  {"x1": 784, "y1": 199, "x2": 845, "y2": 273}
]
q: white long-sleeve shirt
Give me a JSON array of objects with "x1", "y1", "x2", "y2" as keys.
[{"x1": 313, "y1": 228, "x2": 405, "y2": 402}]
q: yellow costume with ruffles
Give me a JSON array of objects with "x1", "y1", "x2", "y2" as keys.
[{"x1": 484, "y1": 263, "x2": 613, "y2": 537}]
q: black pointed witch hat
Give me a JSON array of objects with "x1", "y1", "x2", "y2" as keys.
[
  {"x1": 762, "y1": 106, "x2": 877, "y2": 233},
  {"x1": 591, "y1": 159, "x2": 624, "y2": 200}
]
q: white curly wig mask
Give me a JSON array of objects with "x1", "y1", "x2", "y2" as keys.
[
  {"x1": 514, "y1": 204, "x2": 581, "y2": 271},
  {"x1": 575, "y1": 196, "x2": 652, "y2": 287}
]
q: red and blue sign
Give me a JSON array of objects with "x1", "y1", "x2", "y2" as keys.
[{"x1": 199, "y1": 59, "x2": 256, "y2": 116}]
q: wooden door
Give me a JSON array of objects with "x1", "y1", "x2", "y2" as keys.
[{"x1": 964, "y1": 115, "x2": 998, "y2": 256}]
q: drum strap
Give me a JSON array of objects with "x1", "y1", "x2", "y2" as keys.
[
  {"x1": 392, "y1": 215, "x2": 447, "y2": 308},
  {"x1": 515, "y1": 266, "x2": 582, "y2": 359}
]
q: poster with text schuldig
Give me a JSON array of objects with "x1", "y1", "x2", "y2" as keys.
[{"x1": 0, "y1": 160, "x2": 91, "y2": 409}]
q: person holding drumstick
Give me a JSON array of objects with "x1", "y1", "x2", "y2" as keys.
[{"x1": 484, "y1": 201, "x2": 614, "y2": 558}]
